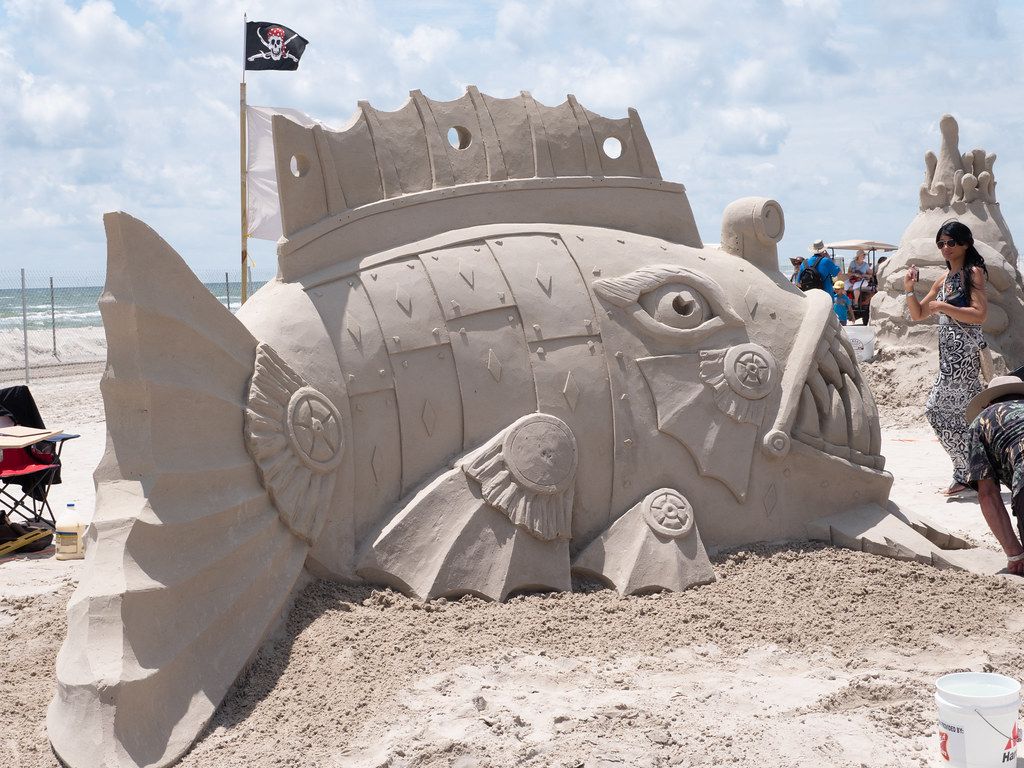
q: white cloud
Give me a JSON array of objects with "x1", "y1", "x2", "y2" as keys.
[
  {"x1": 15, "y1": 78, "x2": 93, "y2": 144},
  {"x1": 495, "y1": 0, "x2": 555, "y2": 46},
  {"x1": 18, "y1": 206, "x2": 72, "y2": 228},
  {"x1": 857, "y1": 180, "x2": 902, "y2": 200},
  {"x1": 783, "y1": 0, "x2": 841, "y2": 10},
  {"x1": 1, "y1": 0, "x2": 1023, "y2": 274},
  {"x1": 7, "y1": 0, "x2": 145, "y2": 77},
  {"x1": 709, "y1": 108, "x2": 790, "y2": 156},
  {"x1": 391, "y1": 24, "x2": 460, "y2": 69}
]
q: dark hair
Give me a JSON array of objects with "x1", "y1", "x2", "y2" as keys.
[{"x1": 935, "y1": 221, "x2": 988, "y2": 303}]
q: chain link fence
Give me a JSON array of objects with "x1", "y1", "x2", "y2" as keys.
[{"x1": 0, "y1": 269, "x2": 273, "y2": 385}]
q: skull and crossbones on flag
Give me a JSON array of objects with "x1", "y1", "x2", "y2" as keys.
[{"x1": 245, "y1": 21, "x2": 308, "y2": 71}]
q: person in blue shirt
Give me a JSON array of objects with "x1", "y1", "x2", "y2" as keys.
[
  {"x1": 832, "y1": 280, "x2": 851, "y2": 325},
  {"x1": 799, "y1": 239, "x2": 841, "y2": 298}
]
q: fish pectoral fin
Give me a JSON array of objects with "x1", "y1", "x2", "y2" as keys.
[
  {"x1": 358, "y1": 413, "x2": 580, "y2": 601},
  {"x1": 573, "y1": 487, "x2": 715, "y2": 596},
  {"x1": 806, "y1": 504, "x2": 1006, "y2": 575},
  {"x1": 460, "y1": 413, "x2": 577, "y2": 541},
  {"x1": 808, "y1": 504, "x2": 929, "y2": 561},
  {"x1": 357, "y1": 469, "x2": 570, "y2": 601},
  {"x1": 891, "y1": 505, "x2": 972, "y2": 550}
]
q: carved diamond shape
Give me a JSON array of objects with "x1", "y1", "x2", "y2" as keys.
[
  {"x1": 535, "y1": 263, "x2": 552, "y2": 295},
  {"x1": 487, "y1": 349, "x2": 502, "y2": 382},
  {"x1": 395, "y1": 285, "x2": 412, "y2": 314},
  {"x1": 458, "y1": 258, "x2": 475, "y2": 288},
  {"x1": 422, "y1": 400, "x2": 437, "y2": 436},
  {"x1": 370, "y1": 445, "x2": 382, "y2": 485},
  {"x1": 745, "y1": 287, "x2": 759, "y2": 318},
  {"x1": 562, "y1": 371, "x2": 580, "y2": 411},
  {"x1": 763, "y1": 482, "x2": 778, "y2": 516}
]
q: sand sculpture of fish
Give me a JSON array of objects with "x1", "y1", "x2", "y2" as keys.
[{"x1": 47, "y1": 88, "x2": 993, "y2": 768}]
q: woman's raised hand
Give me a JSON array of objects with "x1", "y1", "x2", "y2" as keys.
[{"x1": 903, "y1": 265, "x2": 918, "y2": 292}]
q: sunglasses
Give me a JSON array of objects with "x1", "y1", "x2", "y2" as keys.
[{"x1": 937, "y1": 239, "x2": 959, "y2": 249}]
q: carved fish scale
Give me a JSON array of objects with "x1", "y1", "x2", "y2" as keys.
[{"x1": 307, "y1": 233, "x2": 614, "y2": 542}]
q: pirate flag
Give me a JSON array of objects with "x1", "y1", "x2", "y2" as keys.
[{"x1": 245, "y1": 21, "x2": 308, "y2": 71}]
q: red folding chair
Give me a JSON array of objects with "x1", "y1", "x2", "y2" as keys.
[{"x1": 0, "y1": 433, "x2": 78, "y2": 529}]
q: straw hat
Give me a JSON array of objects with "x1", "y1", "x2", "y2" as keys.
[
  {"x1": 808, "y1": 239, "x2": 827, "y2": 254},
  {"x1": 833, "y1": 280, "x2": 845, "y2": 292},
  {"x1": 965, "y1": 375, "x2": 1024, "y2": 424}
]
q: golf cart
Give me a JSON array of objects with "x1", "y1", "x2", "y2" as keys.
[{"x1": 825, "y1": 239, "x2": 898, "y2": 325}]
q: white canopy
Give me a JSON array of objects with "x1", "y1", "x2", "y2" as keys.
[{"x1": 825, "y1": 240, "x2": 898, "y2": 252}]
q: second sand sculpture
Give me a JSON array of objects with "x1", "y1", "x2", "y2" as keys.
[
  {"x1": 872, "y1": 113, "x2": 1024, "y2": 362},
  {"x1": 47, "y1": 89, "x2": 999, "y2": 768}
]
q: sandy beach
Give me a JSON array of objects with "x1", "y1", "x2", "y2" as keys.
[{"x1": 3, "y1": 354, "x2": 1024, "y2": 768}]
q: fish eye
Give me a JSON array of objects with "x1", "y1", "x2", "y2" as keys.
[
  {"x1": 639, "y1": 284, "x2": 712, "y2": 330},
  {"x1": 592, "y1": 265, "x2": 744, "y2": 344}
]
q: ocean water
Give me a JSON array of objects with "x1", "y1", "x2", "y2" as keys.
[{"x1": 0, "y1": 280, "x2": 270, "y2": 332}]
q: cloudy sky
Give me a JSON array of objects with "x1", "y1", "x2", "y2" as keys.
[{"x1": 2, "y1": 0, "x2": 1022, "y2": 279}]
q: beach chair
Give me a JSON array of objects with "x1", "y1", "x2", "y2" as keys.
[
  {"x1": 0, "y1": 437, "x2": 69, "y2": 556},
  {"x1": 0, "y1": 385, "x2": 78, "y2": 530},
  {"x1": 0, "y1": 436, "x2": 77, "y2": 528}
]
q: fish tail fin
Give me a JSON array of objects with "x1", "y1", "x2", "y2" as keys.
[{"x1": 47, "y1": 213, "x2": 309, "y2": 768}]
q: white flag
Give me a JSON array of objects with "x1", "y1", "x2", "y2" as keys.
[{"x1": 246, "y1": 105, "x2": 328, "y2": 241}]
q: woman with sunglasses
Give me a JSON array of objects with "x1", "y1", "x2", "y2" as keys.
[{"x1": 904, "y1": 221, "x2": 989, "y2": 496}]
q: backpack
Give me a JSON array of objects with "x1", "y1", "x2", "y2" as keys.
[{"x1": 798, "y1": 256, "x2": 825, "y2": 291}]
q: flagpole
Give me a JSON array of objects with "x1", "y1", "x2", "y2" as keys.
[{"x1": 240, "y1": 14, "x2": 249, "y2": 304}]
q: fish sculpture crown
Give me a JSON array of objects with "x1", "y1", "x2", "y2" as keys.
[
  {"x1": 270, "y1": 88, "x2": 706, "y2": 279},
  {"x1": 274, "y1": 87, "x2": 661, "y2": 229}
]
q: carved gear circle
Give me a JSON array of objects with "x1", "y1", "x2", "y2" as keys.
[
  {"x1": 723, "y1": 343, "x2": 777, "y2": 400},
  {"x1": 501, "y1": 413, "x2": 578, "y2": 495},
  {"x1": 763, "y1": 429, "x2": 791, "y2": 457},
  {"x1": 643, "y1": 489, "x2": 695, "y2": 538},
  {"x1": 286, "y1": 387, "x2": 345, "y2": 473}
]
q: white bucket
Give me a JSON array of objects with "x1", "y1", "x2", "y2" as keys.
[
  {"x1": 843, "y1": 325, "x2": 875, "y2": 362},
  {"x1": 936, "y1": 672, "x2": 1021, "y2": 767}
]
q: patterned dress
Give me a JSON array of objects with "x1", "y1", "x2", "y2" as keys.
[
  {"x1": 924, "y1": 269, "x2": 986, "y2": 485},
  {"x1": 965, "y1": 400, "x2": 1024, "y2": 535}
]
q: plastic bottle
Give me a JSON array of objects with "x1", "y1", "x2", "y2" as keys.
[{"x1": 55, "y1": 503, "x2": 86, "y2": 560}]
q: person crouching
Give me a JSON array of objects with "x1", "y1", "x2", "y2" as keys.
[{"x1": 964, "y1": 376, "x2": 1024, "y2": 574}]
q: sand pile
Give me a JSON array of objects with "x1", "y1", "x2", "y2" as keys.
[
  {"x1": 860, "y1": 343, "x2": 937, "y2": 429},
  {"x1": 5, "y1": 544, "x2": 1024, "y2": 768},
  {"x1": 0, "y1": 585, "x2": 74, "y2": 768},
  {"x1": 862, "y1": 335, "x2": 1009, "y2": 430},
  {"x1": 1, "y1": 352, "x2": 1020, "y2": 768},
  {"x1": 173, "y1": 543, "x2": 1024, "y2": 768}
]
